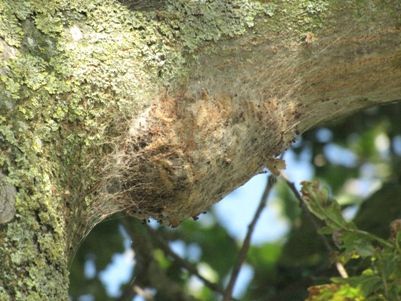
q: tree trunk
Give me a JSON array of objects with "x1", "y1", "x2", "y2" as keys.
[{"x1": 0, "y1": 0, "x2": 400, "y2": 299}]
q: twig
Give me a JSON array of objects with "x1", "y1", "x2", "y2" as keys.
[
  {"x1": 146, "y1": 226, "x2": 228, "y2": 296},
  {"x1": 120, "y1": 218, "x2": 197, "y2": 301},
  {"x1": 117, "y1": 274, "x2": 141, "y2": 301},
  {"x1": 283, "y1": 176, "x2": 333, "y2": 252},
  {"x1": 118, "y1": 218, "x2": 149, "y2": 301},
  {"x1": 282, "y1": 175, "x2": 349, "y2": 279},
  {"x1": 335, "y1": 262, "x2": 349, "y2": 279},
  {"x1": 222, "y1": 175, "x2": 277, "y2": 301},
  {"x1": 133, "y1": 285, "x2": 155, "y2": 301}
]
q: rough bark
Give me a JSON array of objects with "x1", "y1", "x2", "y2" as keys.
[{"x1": 0, "y1": 0, "x2": 400, "y2": 299}]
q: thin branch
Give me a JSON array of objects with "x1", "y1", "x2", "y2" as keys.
[
  {"x1": 133, "y1": 285, "x2": 155, "y2": 301},
  {"x1": 222, "y1": 175, "x2": 277, "y2": 301},
  {"x1": 281, "y1": 174, "x2": 349, "y2": 279},
  {"x1": 117, "y1": 276, "x2": 138, "y2": 301},
  {"x1": 146, "y1": 226, "x2": 228, "y2": 296},
  {"x1": 118, "y1": 279, "x2": 154, "y2": 301},
  {"x1": 282, "y1": 176, "x2": 333, "y2": 252},
  {"x1": 120, "y1": 218, "x2": 197, "y2": 301},
  {"x1": 335, "y1": 262, "x2": 349, "y2": 279}
]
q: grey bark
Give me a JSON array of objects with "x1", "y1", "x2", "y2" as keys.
[{"x1": 0, "y1": 172, "x2": 16, "y2": 224}]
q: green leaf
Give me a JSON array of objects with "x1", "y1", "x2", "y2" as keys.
[{"x1": 301, "y1": 180, "x2": 351, "y2": 231}]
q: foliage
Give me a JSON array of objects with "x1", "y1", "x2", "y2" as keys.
[{"x1": 301, "y1": 180, "x2": 401, "y2": 300}]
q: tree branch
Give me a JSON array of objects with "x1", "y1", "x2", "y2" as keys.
[
  {"x1": 121, "y1": 218, "x2": 198, "y2": 301},
  {"x1": 223, "y1": 175, "x2": 277, "y2": 301},
  {"x1": 145, "y1": 226, "x2": 228, "y2": 296},
  {"x1": 281, "y1": 175, "x2": 348, "y2": 279}
]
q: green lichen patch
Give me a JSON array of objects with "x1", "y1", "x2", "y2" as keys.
[{"x1": 255, "y1": 0, "x2": 331, "y2": 38}]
